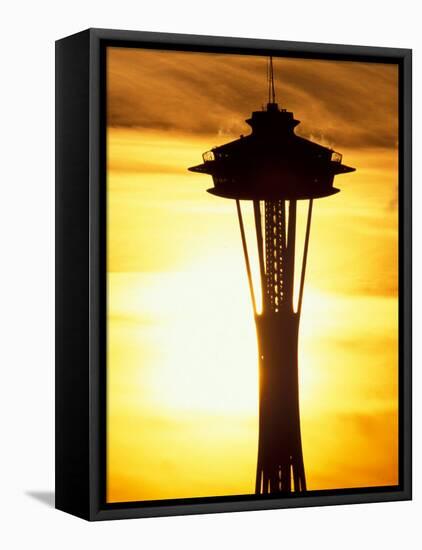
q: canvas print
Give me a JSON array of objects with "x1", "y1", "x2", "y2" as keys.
[{"x1": 106, "y1": 47, "x2": 399, "y2": 503}]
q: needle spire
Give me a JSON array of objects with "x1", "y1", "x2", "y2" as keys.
[{"x1": 268, "y1": 56, "x2": 276, "y2": 104}]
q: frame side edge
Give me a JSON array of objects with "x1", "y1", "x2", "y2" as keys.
[{"x1": 55, "y1": 29, "x2": 91, "y2": 520}]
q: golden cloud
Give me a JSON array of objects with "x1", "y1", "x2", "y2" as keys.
[{"x1": 107, "y1": 48, "x2": 398, "y2": 150}]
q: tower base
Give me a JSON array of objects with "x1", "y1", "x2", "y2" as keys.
[{"x1": 255, "y1": 311, "x2": 307, "y2": 494}]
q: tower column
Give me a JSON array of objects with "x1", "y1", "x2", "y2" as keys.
[
  {"x1": 254, "y1": 199, "x2": 307, "y2": 494},
  {"x1": 255, "y1": 311, "x2": 306, "y2": 493}
]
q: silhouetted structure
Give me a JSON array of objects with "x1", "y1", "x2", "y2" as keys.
[{"x1": 189, "y1": 58, "x2": 355, "y2": 494}]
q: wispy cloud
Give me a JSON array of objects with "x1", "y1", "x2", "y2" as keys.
[{"x1": 107, "y1": 48, "x2": 398, "y2": 150}]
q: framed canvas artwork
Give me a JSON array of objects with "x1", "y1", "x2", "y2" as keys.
[{"x1": 55, "y1": 28, "x2": 412, "y2": 520}]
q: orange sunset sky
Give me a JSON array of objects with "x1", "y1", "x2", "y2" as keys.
[{"x1": 106, "y1": 47, "x2": 399, "y2": 502}]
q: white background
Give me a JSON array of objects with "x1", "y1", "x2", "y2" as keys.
[{"x1": 0, "y1": 1, "x2": 419, "y2": 548}]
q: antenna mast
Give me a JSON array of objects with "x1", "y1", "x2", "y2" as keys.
[{"x1": 268, "y1": 56, "x2": 276, "y2": 104}]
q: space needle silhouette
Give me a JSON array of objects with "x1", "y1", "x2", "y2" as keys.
[{"x1": 189, "y1": 58, "x2": 355, "y2": 494}]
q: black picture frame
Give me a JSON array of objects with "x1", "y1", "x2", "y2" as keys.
[{"x1": 55, "y1": 28, "x2": 412, "y2": 521}]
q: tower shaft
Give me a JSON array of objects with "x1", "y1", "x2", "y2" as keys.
[
  {"x1": 255, "y1": 312, "x2": 306, "y2": 493},
  {"x1": 254, "y1": 200, "x2": 307, "y2": 494}
]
